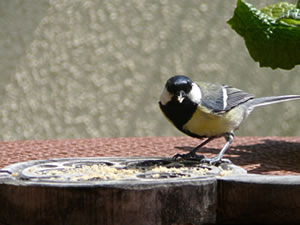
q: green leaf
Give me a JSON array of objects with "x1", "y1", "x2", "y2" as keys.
[{"x1": 227, "y1": 0, "x2": 300, "y2": 70}]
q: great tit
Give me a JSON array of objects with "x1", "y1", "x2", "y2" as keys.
[{"x1": 159, "y1": 75, "x2": 300, "y2": 165}]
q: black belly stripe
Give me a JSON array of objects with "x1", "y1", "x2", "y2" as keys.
[{"x1": 159, "y1": 97, "x2": 198, "y2": 136}]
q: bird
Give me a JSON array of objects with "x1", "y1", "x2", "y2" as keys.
[{"x1": 159, "y1": 75, "x2": 300, "y2": 165}]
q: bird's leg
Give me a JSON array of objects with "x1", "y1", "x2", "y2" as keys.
[
  {"x1": 201, "y1": 133, "x2": 234, "y2": 165},
  {"x1": 172, "y1": 137, "x2": 216, "y2": 161}
]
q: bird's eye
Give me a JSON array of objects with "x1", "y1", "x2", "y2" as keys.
[{"x1": 179, "y1": 83, "x2": 191, "y2": 94}]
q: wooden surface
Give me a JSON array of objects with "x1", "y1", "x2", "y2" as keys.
[
  {"x1": 1, "y1": 136, "x2": 300, "y2": 175},
  {"x1": 218, "y1": 176, "x2": 300, "y2": 224},
  {"x1": 1, "y1": 136, "x2": 300, "y2": 225}
]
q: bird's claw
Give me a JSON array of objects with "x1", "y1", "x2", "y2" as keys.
[
  {"x1": 172, "y1": 152, "x2": 232, "y2": 166},
  {"x1": 172, "y1": 152, "x2": 205, "y2": 161},
  {"x1": 200, "y1": 157, "x2": 232, "y2": 166}
]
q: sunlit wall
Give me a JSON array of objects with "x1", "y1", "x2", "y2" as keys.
[{"x1": 0, "y1": 0, "x2": 299, "y2": 140}]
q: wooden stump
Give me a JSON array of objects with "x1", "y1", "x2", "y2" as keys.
[
  {"x1": 5, "y1": 157, "x2": 300, "y2": 225},
  {"x1": 0, "y1": 157, "x2": 243, "y2": 225}
]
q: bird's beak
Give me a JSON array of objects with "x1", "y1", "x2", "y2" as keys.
[{"x1": 177, "y1": 91, "x2": 185, "y2": 103}]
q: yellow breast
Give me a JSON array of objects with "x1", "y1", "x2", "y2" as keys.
[{"x1": 182, "y1": 105, "x2": 246, "y2": 137}]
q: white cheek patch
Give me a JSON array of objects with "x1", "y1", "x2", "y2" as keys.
[
  {"x1": 187, "y1": 83, "x2": 202, "y2": 104},
  {"x1": 159, "y1": 87, "x2": 173, "y2": 105}
]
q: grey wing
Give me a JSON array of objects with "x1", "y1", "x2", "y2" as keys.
[
  {"x1": 223, "y1": 85, "x2": 254, "y2": 112},
  {"x1": 199, "y1": 82, "x2": 254, "y2": 114},
  {"x1": 198, "y1": 82, "x2": 227, "y2": 113}
]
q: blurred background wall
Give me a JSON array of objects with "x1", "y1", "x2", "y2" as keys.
[{"x1": 0, "y1": 0, "x2": 299, "y2": 141}]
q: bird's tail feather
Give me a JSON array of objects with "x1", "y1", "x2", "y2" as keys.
[{"x1": 246, "y1": 95, "x2": 300, "y2": 108}]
